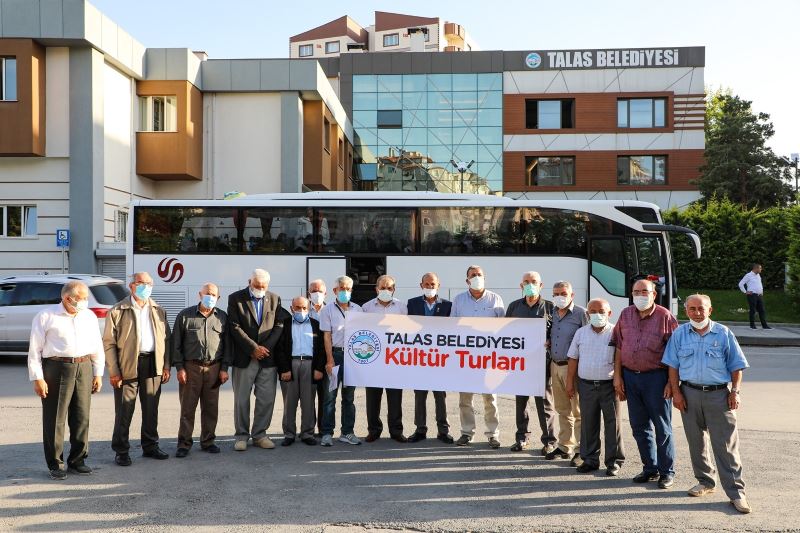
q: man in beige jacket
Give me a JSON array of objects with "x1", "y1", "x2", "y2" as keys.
[{"x1": 104, "y1": 271, "x2": 171, "y2": 466}]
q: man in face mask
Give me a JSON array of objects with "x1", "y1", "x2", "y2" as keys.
[
  {"x1": 504, "y1": 271, "x2": 557, "y2": 454},
  {"x1": 406, "y1": 272, "x2": 453, "y2": 444},
  {"x1": 104, "y1": 271, "x2": 172, "y2": 466},
  {"x1": 566, "y1": 298, "x2": 625, "y2": 476},
  {"x1": 28, "y1": 281, "x2": 105, "y2": 480},
  {"x1": 610, "y1": 279, "x2": 678, "y2": 489},
  {"x1": 307, "y1": 278, "x2": 327, "y2": 436},
  {"x1": 662, "y1": 294, "x2": 751, "y2": 514},
  {"x1": 171, "y1": 283, "x2": 230, "y2": 457},
  {"x1": 362, "y1": 275, "x2": 408, "y2": 442},
  {"x1": 451, "y1": 265, "x2": 505, "y2": 449},
  {"x1": 278, "y1": 296, "x2": 326, "y2": 446}
]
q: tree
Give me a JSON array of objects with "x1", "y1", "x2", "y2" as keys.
[{"x1": 696, "y1": 93, "x2": 793, "y2": 208}]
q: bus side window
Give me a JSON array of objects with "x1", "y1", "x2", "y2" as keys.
[{"x1": 590, "y1": 239, "x2": 627, "y2": 297}]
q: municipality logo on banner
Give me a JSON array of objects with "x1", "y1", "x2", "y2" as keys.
[
  {"x1": 525, "y1": 52, "x2": 542, "y2": 68},
  {"x1": 347, "y1": 330, "x2": 382, "y2": 364}
]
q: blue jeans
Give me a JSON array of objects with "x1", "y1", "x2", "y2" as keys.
[
  {"x1": 321, "y1": 348, "x2": 356, "y2": 436},
  {"x1": 623, "y1": 368, "x2": 675, "y2": 476}
]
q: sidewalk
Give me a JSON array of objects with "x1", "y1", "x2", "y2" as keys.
[{"x1": 720, "y1": 322, "x2": 800, "y2": 347}]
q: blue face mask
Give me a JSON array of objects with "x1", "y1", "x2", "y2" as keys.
[
  {"x1": 135, "y1": 284, "x2": 152, "y2": 300},
  {"x1": 293, "y1": 311, "x2": 308, "y2": 323},
  {"x1": 522, "y1": 283, "x2": 539, "y2": 298},
  {"x1": 336, "y1": 290, "x2": 351, "y2": 304},
  {"x1": 201, "y1": 295, "x2": 217, "y2": 309}
]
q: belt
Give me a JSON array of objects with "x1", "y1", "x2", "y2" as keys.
[
  {"x1": 623, "y1": 367, "x2": 666, "y2": 374},
  {"x1": 292, "y1": 355, "x2": 313, "y2": 360},
  {"x1": 552, "y1": 360, "x2": 569, "y2": 366},
  {"x1": 47, "y1": 356, "x2": 90, "y2": 364},
  {"x1": 139, "y1": 352, "x2": 155, "y2": 357},
  {"x1": 188, "y1": 359, "x2": 219, "y2": 367},
  {"x1": 332, "y1": 347, "x2": 344, "y2": 353},
  {"x1": 682, "y1": 382, "x2": 728, "y2": 392},
  {"x1": 580, "y1": 378, "x2": 613, "y2": 385}
]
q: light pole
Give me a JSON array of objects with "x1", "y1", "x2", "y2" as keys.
[
  {"x1": 791, "y1": 153, "x2": 799, "y2": 200},
  {"x1": 450, "y1": 159, "x2": 475, "y2": 194}
]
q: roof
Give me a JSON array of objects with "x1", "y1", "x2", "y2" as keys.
[
  {"x1": 374, "y1": 11, "x2": 439, "y2": 32},
  {"x1": 290, "y1": 15, "x2": 368, "y2": 44}
]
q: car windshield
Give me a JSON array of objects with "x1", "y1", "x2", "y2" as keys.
[{"x1": 90, "y1": 283, "x2": 129, "y2": 306}]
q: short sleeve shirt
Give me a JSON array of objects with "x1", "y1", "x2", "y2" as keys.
[
  {"x1": 567, "y1": 323, "x2": 615, "y2": 380},
  {"x1": 318, "y1": 301, "x2": 362, "y2": 348},
  {"x1": 451, "y1": 290, "x2": 505, "y2": 318},
  {"x1": 610, "y1": 304, "x2": 678, "y2": 372},
  {"x1": 661, "y1": 321, "x2": 749, "y2": 385},
  {"x1": 550, "y1": 303, "x2": 588, "y2": 362}
]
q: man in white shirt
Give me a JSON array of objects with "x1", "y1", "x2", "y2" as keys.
[
  {"x1": 362, "y1": 275, "x2": 408, "y2": 443},
  {"x1": 28, "y1": 281, "x2": 105, "y2": 480},
  {"x1": 566, "y1": 298, "x2": 625, "y2": 477},
  {"x1": 737, "y1": 263, "x2": 772, "y2": 330},
  {"x1": 451, "y1": 265, "x2": 505, "y2": 449}
]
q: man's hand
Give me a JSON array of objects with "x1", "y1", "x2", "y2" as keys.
[
  {"x1": 746, "y1": 291, "x2": 753, "y2": 295},
  {"x1": 313, "y1": 370, "x2": 323, "y2": 381},
  {"x1": 110, "y1": 375, "x2": 123, "y2": 389},
  {"x1": 177, "y1": 368, "x2": 188, "y2": 385},
  {"x1": 728, "y1": 391, "x2": 741, "y2": 410},
  {"x1": 279, "y1": 371, "x2": 292, "y2": 382},
  {"x1": 219, "y1": 370, "x2": 229, "y2": 385},
  {"x1": 91, "y1": 376, "x2": 102, "y2": 394},
  {"x1": 251, "y1": 346, "x2": 269, "y2": 360},
  {"x1": 33, "y1": 379, "x2": 48, "y2": 399},
  {"x1": 673, "y1": 390, "x2": 687, "y2": 412},
  {"x1": 613, "y1": 375, "x2": 626, "y2": 401},
  {"x1": 161, "y1": 368, "x2": 171, "y2": 384},
  {"x1": 663, "y1": 382, "x2": 673, "y2": 400},
  {"x1": 325, "y1": 360, "x2": 334, "y2": 376},
  {"x1": 566, "y1": 382, "x2": 575, "y2": 400}
]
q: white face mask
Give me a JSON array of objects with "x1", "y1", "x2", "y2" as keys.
[
  {"x1": 689, "y1": 318, "x2": 710, "y2": 330},
  {"x1": 74, "y1": 299, "x2": 89, "y2": 312},
  {"x1": 422, "y1": 288, "x2": 437, "y2": 299},
  {"x1": 589, "y1": 313, "x2": 608, "y2": 328},
  {"x1": 250, "y1": 288, "x2": 266, "y2": 299},
  {"x1": 468, "y1": 275, "x2": 485, "y2": 291},
  {"x1": 309, "y1": 292, "x2": 325, "y2": 306},
  {"x1": 633, "y1": 295, "x2": 653, "y2": 311},
  {"x1": 553, "y1": 295, "x2": 570, "y2": 309},
  {"x1": 377, "y1": 289, "x2": 394, "y2": 303}
]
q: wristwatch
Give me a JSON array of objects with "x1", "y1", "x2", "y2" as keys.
[{"x1": 730, "y1": 388, "x2": 740, "y2": 394}]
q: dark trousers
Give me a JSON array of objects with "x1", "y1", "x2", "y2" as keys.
[
  {"x1": 316, "y1": 380, "x2": 325, "y2": 435},
  {"x1": 578, "y1": 379, "x2": 625, "y2": 468},
  {"x1": 112, "y1": 354, "x2": 162, "y2": 454},
  {"x1": 623, "y1": 368, "x2": 674, "y2": 476},
  {"x1": 746, "y1": 293, "x2": 769, "y2": 327},
  {"x1": 177, "y1": 361, "x2": 220, "y2": 449},
  {"x1": 366, "y1": 387, "x2": 403, "y2": 437},
  {"x1": 413, "y1": 390, "x2": 449, "y2": 435},
  {"x1": 516, "y1": 361, "x2": 556, "y2": 445},
  {"x1": 321, "y1": 348, "x2": 356, "y2": 436},
  {"x1": 41, "y1": 358, "x2": 93, "y2": 470}
]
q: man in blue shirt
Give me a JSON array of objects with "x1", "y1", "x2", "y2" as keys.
[{"x1": 662, "y1": 294, "x2": 751, "y2": 514}]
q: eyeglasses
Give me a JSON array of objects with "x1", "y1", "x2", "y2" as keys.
[{"x1": 133, "y1": 281, "x2": 153, "y2": 287}]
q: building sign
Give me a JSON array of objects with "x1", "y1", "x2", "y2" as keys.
[
  {"x1": 343, "y1": 312, "x2": 546, "y2": 396},
  {"x1": 520, "y1": 46, "x2": 704, "y2": 70}
]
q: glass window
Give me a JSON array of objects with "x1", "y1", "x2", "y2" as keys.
[
  {"x1": 134, "y1": 207, "x2": 239, "y2": 253},
  {"x1": 478, "y1": 144, "x2": 502, "y2": 163},
  {"x1": 402, "y1": 74, "x2": 426, "y2": 92},
  {"x1": 427, "y1": 91, "x2": 452, "y2": 110},
  {"x1": 1, "y1": 57, "x2": 17, "y2": 101},
  {"x1": 452, "y1": 127, "x2": 477, "y2": 145},
  {"x1": 452, "y1": 74, "x2": 477, "y2": 91},
  {"x1": 477, "y1": 73, "x2": 502, "y2": 91},
  {"x1": 402, "y1": 91, "x2": 426, "y2": 110},
  {"x1": 377, "y1": 110, "x2": 402, "y2": 128},
  {"x1": 428, "y1": 109, "x2": 453, "y2": 127},
  {"x1": 323, "y1": 118, "x2": 330, "y2": 151},
  {"x1": 654, "y1": 99, "x2": 666, "y2": 127},
  {"x1": 3, "y1": 205, "x2": 21, "y2": 237},
  {"x1": 617, "y1": 156, "x2": 667, "y2": 185},
  {"x1": 375, "y1": 128, "x2": 402, "y2": 146},
  {"x1": 477, "y1": 126, "x2": 502, "y2": 145},
  {"x1": 352, "y1": 111, "x2": 376, "y2": 128},
  {"x1": 12, "y1": 283, "x2": 62, "y2": 306},
  {"x1": 402, "y1": 128, "x2": 427, "y2": 145},
  {"x1": 477, "y1": 90, "x2": 502, "y2": 108},
  {"x1": 139, "y1": 96, "x2": 177, "y2": 132},
  {"x1": 427, "y1": 144, "x2": 454, "y2": 163},
  {"x1": 90, "y1": 283, "x2": 129, "y2": 305},
  {"x1": 383, "y1": 33, "x2": 400, "y2": 47},
  {"x1": 428, "y1": 127, "x2": 453, "y2": 146},
  {"x1": 591, "y1": 239, "x2": 627, "y2": 297},
  {"x1": 477, "y1": 108, "x2": 502, "y2": 127},
  {"x1": 402, "y1": 109, "x2": 426, "y2": 127},
  {"x1": 298, "y1": 44, "x2": 313, "y2": 57},
  {"x1": 353, "y1": 75, "x2": 378, "y2": 93},
  {"x1": 377, "y1": 91, "x2": 403, "y2": 110},
  {"x1": 317, "y1": 208, "x2": 415, "y2": 254},
  {"x1": 452, "y1": 91, "x2": 478, "y2": 109},
  {"x1": 427, "y1": 74, "x2": 452, "y2": 92},
  {"x1": 453, "y1": 144, "x2": 478, "y2": 164},
  {"x1": 629, "y1": 99, "x2": 653, "y2": 128},
  {"x1": 618, "y1": 98, "x2": 667, "y2": 128},
  {"x1": 376, "y1": 75, "x2": 402, "y2": 93},
  {"x1": 538, "y1": 101, "x2": 561, "y2": 129},
  {"x1": 325, "y1": 41, "x2": 339, "y2": 54},
  {"x1": 617, "y1": 100, "x2": 628, "y2": 127},
  {"x1": 115, "y1": 209, "x2": 127, "y2": 242},
  {"x1": 353, "y1": 92, "x2": 377, "y2": 110},
  {"x1": 0, "y1": 284, "x2": 16, "y2": 306},
  {"x1": 525, "y1": 156, "x2": 575, "y2": 186},
  {"x1": 453, "y1": 109, "x2": 478, "y2": 128},
  {"x1": 243, "y1": 208, "x2": 323, "y2": 253}
]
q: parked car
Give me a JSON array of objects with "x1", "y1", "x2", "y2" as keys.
[{"x1": 0, "y1": 274, "x2": 129, "y2": 357}]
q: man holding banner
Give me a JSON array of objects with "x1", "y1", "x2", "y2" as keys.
[{"x1": 451, "y1": 266, "x2": 505, "y2": 448}]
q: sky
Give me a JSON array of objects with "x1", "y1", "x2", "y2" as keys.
[{"x1": 89, "y1": 0, "x2": 800, "y2": 158}]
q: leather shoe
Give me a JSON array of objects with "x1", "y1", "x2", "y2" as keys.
[
  {"x1": 390, "y1": 434, "x2": 408, "y2": 443},
  {"x1": 68, "y1": 461, "x2": 92, "y2": 475},
  {"x1": 142, "y1": 447, "x2": 169, "y2": 460},
  {"x1": 510, "y1": 440, "x2": 530, "y2": 452},
  {"x1": 731, "y1": 497, "x2": 752, "y2": 514},
  {"x1": 115, "y1": 453, "x2": 132, "y2": 466},
  {"x1": 407, "y1": 432, "x2": 427, "y2": 443},
  {"x1": 49, "y1": 468, "x2": 67, "y2": 480},
  {"x1": 365, "y1": 433, "x2": 380, "y2": 443},
  {"x1": 576, "y1": 463, "x2": 599, "y2": 473},
  {"x1": 658, "y1": 474, "x2": 675, "y2": 489},
  {"x1": 606, "y1": 463, "x2": 621, "y2": 477},
  {"x1": 545, "y1": 447, "x2": 569, "y2": 460},
  {"x1": 175, "y1": 448, "x2": 189, "y2": 458},
  {"x1": 632, "y1": 471, "x2": 659, "y2": 483},
  {"x1": 281, "y1": 438, "x2": 295, "y2": 447},
  {"x1": 455, "y1": 435, "x2": 472, "y2": 446},
  {"x1": 202, "y1": 444, "x2": 221, "y2": 454},
  {"x1": 437, "y1": 433, "x2": 454, "y2": 444},
  {"x1": 301, "y1": 437, "x2": 317, "y2": 446}
]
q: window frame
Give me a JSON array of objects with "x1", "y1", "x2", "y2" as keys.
[
  {"x1": 617, "y1": 155, "x2": 668, "y2": 186},
  {"x1": 323, "y1": 118, "x2": 331, "y2": 153},
  {"x1": 524, "y1": 98, "x2": 574, "y2": 129},
  {"x1": 115, "y1": 209, "x2": 129, "y2": 242},
  {"x1": 525, "y1": 156, "x2": 576, "y2": 186},
  {"x1": 0, "y1": 204, "x2": 37, "y2": 238},
  {"x1": 1, "y1": 57, "x2": 17, "y2": 101},
  {"x1": 298, "y1": 44, "x2": 314, "y2": 57},
  {"x1": 325, "y1": 41, "x2": 340, "y2": 54},
  {"x1": 383, "y1": 33, "x2": 400, "y2": 47},
  {"x1": 617, "y1": 98, "x2": 667, "y2": 129},
  {"x1": 139, "y1": 95, "x2": 178, "y2": 132}
]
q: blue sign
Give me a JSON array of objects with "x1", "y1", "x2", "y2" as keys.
[
  {"x1": 525, "y1": 52, "x2": 542, "y2": 69},
  {"x1": 56, "y1": 229, "x2": 70, "y2": 248}
]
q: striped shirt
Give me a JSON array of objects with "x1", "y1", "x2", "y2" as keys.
[
  {"x1": 567, "y1": 323, "x2": 616, "y2": 380},
  {"x1": 610, "y1": 304, "x2": 677, "y2": 372}
]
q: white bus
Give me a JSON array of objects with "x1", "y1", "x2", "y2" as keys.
[{"x1": 127, "y1": 192, "x2": 700, "y2": 322}]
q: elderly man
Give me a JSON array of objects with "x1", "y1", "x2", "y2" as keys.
[
  {"x1": 662, "y1": 294, "x2": 751, "y2": 514},
  {"x1": 452, "y1": 265, "x2": 505, "y2": 449},
  {"x1": 104, "y1": 272, "x2": 171, "y2": 466},
  {"x1": 566, "y1": 298, "x2": 625, "y2": 476},
  {"x1": 319, "y1": 275, "x2": 363, "y2": 447},
  {"x1": 611, "y1": 279, "x2": 678, "y2": 489},
  {"x1": 504, "y1": 271, "x2": 557, "y2": 453},
  {"x1": 308, "y1": 278, "x2": 327, "y2": 435},
  {"x1": 362, "y1": 274, "x2": 408, "y2": 443},
  {"x1": 278, "y1": 296, "x2": 325, "y2": 446},
  {"x1": 172, "y1": 283, "x2": 230, "y2": 457},
  {"x1": 406, "y1": 272, "x2": 453, "y2": 444},
  {"x1": 28, "y1": 281, "x2": 105, "y2": 480},
  {"x1": 547, "y1": 281, "x2": 588, "y2": 466},
  {"x1": 227, "y1": 269, "x2": 287, "y2": 451}
]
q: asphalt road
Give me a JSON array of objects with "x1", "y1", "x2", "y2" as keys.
[{"x1": 1, "y1": 346, "x2": 798, "y2": 532}]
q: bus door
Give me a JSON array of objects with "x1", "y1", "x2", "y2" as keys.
[
  {"x1": 587, "y1": 237, "x2": 630, "y2": 315},
  {"x1": 348, "y1": 256, "x2": 387, "y2": 306},
  {"x1": 306, "y1": 256, "x2": 346, "y2": 298},
  {"x1": 626, "y1": 234, "x2": 670, "y2": 309}
]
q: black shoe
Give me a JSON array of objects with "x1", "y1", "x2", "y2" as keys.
[
  {"x1": 658, "y1": 474, "x2": 675, "y2": 489},
  {"x1": 281, "y1": 438, "x2": 295, "y2": 447},
  {"x1": 455, "y1": 435, "x2": 472, "y2": 446},
  {"x1": 606, "y1": 463, "x2": 621, "y2": 477},
  {"x1": 545, "y1": 447, "x2": 569, "y2": 460},
  {"x1": 49, "y1": 468, "x2": 67, "y2": 480},
  {"x1": 407, "y1": 432, "x2": 427, "y2": 443},
  {"x1": 175, "y1": 448, "x2": 189, "y2": 458},
  {"x1": 510, "y1": 440, "x2": 530, "y2": 452},
  {"x1": 390, "y1": 434, "x2": 408, "y2": 443},
  {"x1": 301, "y1": 437, "x2": 318, "y2": 446},
  {"x1": 202, "y1": 444, "x2": 221, "y2": 454},
  {"x1": 437, "y1": 433, "x2": 454, "y2": 444},
  {"x1": 365, "y1": 433, "x2": 380, "y2": 443},
  {"x1": 142, "y1": 447, "x2": 169, "y2": 460},
  {"x1": 750, "y1": 325, "x2": 757, "y2": 329},
  {"x1": 488, "y1": 437, "x2": 501, "y2": 449},
  {"x1": 632, "y1": 471, "x2": 659, "y2": 483},
  {"x1": 576, "y1": 463, "x2": 599, "y2": 473},
  {"x1": 763, "y1": 325, "x2": 773, "y2": 330},
  {"x1": 67, "y1": 461, "x2": 92, "y2": 475},
  {"x1": 115, "y1": 453, "x2": 132, "y2": 466}
]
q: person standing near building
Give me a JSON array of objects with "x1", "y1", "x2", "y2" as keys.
[
  {"x1": 611, "y1": 279, "x2": 678, "y2": 489},
  {"x1": 307, "y1": 278, "x2": 327, "y2": 436},
  {"x1": 662, "y1": 294, "x2": 751, "y2": 514},
  {"x1": 172, "y1": 282, "x2": 230, "y2": 457},
  {"x1": 319, "y1": 275, "x2": 363, "y2": 447},
  {"x1": 566, "y1": 298, "x2": 625, "y2": 476},
  {"x1": 504, "y1": 271, "x2": 556, "y2": 454},
  {"x1": 28, "y1": 281, "x2": 105, "y2": 479},
  {"x1": 738, "y1": 263, "x2": 772, "y2": 330},
  {"x1": 227, "y1": 269, "x2": 287, "y2": 451},
  {"x1": 406, "y1": 272, "x2": 453, "y2": 444},
  {"x1": 452, "y1": 265, "x2": 505, "y2": 449},
  {"x1": 104, "y1": 272, "x2": 171, "y2": 466}
]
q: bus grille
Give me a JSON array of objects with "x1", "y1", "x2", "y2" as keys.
[{"x1": 151, "y1": 289, "x2": 188, "y2": 324}]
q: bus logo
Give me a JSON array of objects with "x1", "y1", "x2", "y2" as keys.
[
  {"x1": 525, "y1": 52, "x2": 542, "y2": 69},
  {"x1": 157, "y1": 257, "x2": 184, "y2": 283},
  {"x1": 347, "y1": 330, "x2": 381, "y2": 365}
]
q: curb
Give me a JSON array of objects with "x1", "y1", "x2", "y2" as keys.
[{"x1": 735, "y1": 337, "x2": 800, "y2": 347}]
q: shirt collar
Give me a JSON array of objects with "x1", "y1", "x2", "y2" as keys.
[{"x1": 131, "y1": 295, "x2": 149, "y2": 309}]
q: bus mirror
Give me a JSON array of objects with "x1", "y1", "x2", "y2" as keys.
[{"x1": 641, "y1": 223, "x2": 702, "y2": 260}]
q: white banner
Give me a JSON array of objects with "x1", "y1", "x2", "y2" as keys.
[{"x1": 343, "y1": 313, "x2": 546, "y2": 396}]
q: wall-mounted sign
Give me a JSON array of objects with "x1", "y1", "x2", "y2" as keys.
[{"x1": 521, "y1": 47, "x2": 704, "y2": 70}]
